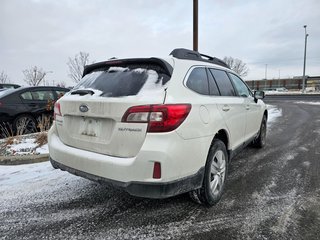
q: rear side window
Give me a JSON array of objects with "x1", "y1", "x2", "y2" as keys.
[
  {"x1": 35, "y1": 91, "x2": 54, "y2": 100},
  {"x1": 186, "y1": 68, "x2": 209, "y2": 95},
  {"x1": 209, "y1": 69, "x2": 236, "y2": 96},
  {"x1": 73, "y1": 65, "x2": 170, "y2": 98}
]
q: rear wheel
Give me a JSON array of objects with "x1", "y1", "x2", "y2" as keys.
[
  {"x1": 13, "y1": 114, "x2": 37, "y2": 135},
  {"x1": 252, "y1": 115, "x2": 267, "y2": 148},
  {"x1": 190, "y1": 139, "x2": 228, "y2": 206}
]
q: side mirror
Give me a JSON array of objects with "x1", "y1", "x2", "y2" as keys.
[{"x1": 254, "y1": 90, "x2": 265, "y2": 103}]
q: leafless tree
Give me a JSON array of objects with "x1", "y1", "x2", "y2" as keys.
[
  {"x1": 67, "y1": 51, "x2": 90, "y2": 83},
  {"x1": 0, "y1": 71, "x2": 9, "y2": 83},
  {"x1": 56, "y1": 81, "x2": 66, "y2": 88},
  {"x1": 22, "y1": 66, "x2": 47, "y2": 86},
  {"x1": 223, "y1": 57, "x2": 249, "y2": 77}
]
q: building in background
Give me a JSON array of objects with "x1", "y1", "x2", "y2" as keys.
[{"x1": 245, "y1": 76, "x2": 320, "y2": 91}]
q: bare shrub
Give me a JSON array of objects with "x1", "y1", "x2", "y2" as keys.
[
  {"x1": 0, "y1": 123, "x2": 21, "y2": 148},
  {"x1": 0, "y1": 122, "x2": 14, "y2": 138},
  {"x1": 34, "y1": 132, "x2": 48, "y2": 148},
  {"x1": 37, "y1": 115, "x2": 52, "y2": 132},
  {"x1": 15, "y1": 117, "x2": 37, "y2": 136}
]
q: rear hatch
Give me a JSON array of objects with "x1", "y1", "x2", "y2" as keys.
[{"x1": 55, "y1": 58, "x2": 173, "y2": 158}]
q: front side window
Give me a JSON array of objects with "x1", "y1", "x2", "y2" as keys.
[
  {"x1": 229, "y1": 73, "x2": 251, "y2": 97},
  {"x1": 186, "y1": 67, "x2": 209, "y2": 95},
  {"x1": 20, "y1": 92, "x2": 33, "y2": 100},
  {"x1": 209, "y1": 69, "x2": 235, "y2": 96}
]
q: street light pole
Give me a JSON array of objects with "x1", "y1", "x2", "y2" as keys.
[
  {"x1": 265, "y1": 64, "x2": 268, "y2": 89},
  {"x1": 193, "y1": 0, "x2": 198, "y2": 51},
  {"x1": 302, "y1": 25, "x2": 309, "y2": 93}
]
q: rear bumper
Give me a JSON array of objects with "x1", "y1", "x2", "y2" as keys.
[
  {"x1": 48, "y1": 123, "x2": 207, "y2": 198},
  {"x1": 50, "y1": 157, "x2": 204, "y2": 199}
]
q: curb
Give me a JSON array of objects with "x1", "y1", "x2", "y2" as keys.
[{"x1": 0, "y1": 154, "x2": 49, "y2": 165}]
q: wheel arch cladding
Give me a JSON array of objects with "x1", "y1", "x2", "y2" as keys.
[
  {"x1": 264, "y1": 110, "x2": 268, "y2": 120},
  {"x1": 214, "y1": 130, "x2": 229, "y2": 151}
]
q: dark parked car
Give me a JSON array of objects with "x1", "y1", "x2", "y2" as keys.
[{"x1": 0, "y1": 86, "x2": 69, "y2": 136}]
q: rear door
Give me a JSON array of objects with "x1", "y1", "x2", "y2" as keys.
[
  {"x1": 56, "y1": 60, "x2": 171, "y2": 158},
  {"x1": 208, "y1": 68, "x2": 246, "y2": 150}
]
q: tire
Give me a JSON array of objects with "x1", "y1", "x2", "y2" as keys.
[
  {"x1": 252, "y1": 115, "x2": 267, "y2": 148},
  {"x1": 50, "y1": 158, "x2": 59, "y2": 169},
  {"x1": 190, "y1": 139, "x2": 228, "y2": 206},
  {"x1": 13, "y1": 114, "x2": 37, "y2": 135}
]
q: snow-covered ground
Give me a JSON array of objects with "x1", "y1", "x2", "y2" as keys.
[{"x1": 2, "y1": 102, "x2": 319, "y2": 239}]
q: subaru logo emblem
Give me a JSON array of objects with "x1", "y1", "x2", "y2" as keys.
[{"x1": 79, "y1": 104, "x2": 89, "y2": 113}]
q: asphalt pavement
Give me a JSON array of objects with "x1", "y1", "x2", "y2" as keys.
[{"x1": 0, "y1": 96, "x2": 319, "y2": 240}]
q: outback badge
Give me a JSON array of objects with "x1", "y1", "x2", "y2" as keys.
[{"x1": 79, "y1": 104, "x2": 89, "y2": 113}]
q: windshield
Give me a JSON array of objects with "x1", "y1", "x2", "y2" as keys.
[{"x1": 0, "y1": 89, "x2": 15, "y2": 98}]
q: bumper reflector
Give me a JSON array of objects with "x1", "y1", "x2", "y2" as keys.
[{"x1": 153, "y1": 162, "x2": 161, "y2": 179}]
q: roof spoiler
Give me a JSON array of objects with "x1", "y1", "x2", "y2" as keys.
[{"x1": 169, "y1": 48, "x2": 229, "y2": 69}]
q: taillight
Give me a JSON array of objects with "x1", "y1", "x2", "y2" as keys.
[
  {"x1": 54, "y1": 102, "x2": 62, "y2": 120},
  {"x1": 122, "y1": 104, "x2": 191, "y2": 132},
  {"x1": 0, "y1": 101, "x2": 3, "y2": 107}
]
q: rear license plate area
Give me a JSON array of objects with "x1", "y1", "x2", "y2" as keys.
[{"x1": 79, "y1": 117, "x2": 101, "y2": 137}]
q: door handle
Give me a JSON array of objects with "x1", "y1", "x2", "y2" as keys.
[
  {"x1": 246, "y1": 105, "x2": 250, "y2": 110},
  {"x1": 222, "y1": 105, "x2": 230, "y2": 112}
]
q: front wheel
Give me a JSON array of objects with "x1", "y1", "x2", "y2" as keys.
[{"x1": 190, "y1": 139, "x2": 228, "y2": 206}]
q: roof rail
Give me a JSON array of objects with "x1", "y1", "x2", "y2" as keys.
[{"x1": 169, "y1": 48, "x2": 230, "y2": 69}]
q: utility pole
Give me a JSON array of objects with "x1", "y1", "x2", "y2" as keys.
[
  {"x1": 302, "y1": 25, "x2": 309, "y2": 93},
  {"x1": 193, "y1": 0, "x2": 198, "y2": 51},
  {"x1": 278, "y1": 69, "x2": 281, "y2": 88}
]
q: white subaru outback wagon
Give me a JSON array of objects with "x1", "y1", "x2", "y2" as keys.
[{"x1": 49, "y1": 48, "x2": 267, "y2": 206}]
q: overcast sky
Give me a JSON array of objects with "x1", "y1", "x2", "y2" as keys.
[{"x1": 1, "y1": 0, "x2": 319, "y2": 86}]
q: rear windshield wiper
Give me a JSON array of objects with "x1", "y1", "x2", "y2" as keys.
[{"x1": 70, "y1": 89, "x2": 94, "y2": 96}]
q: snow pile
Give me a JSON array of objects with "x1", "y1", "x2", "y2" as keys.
[
  {"x1": 267, "y1": 105, "x2": 282, "y2": 123},
  {"x1": 0, "y1": 134, "x2": 48, "y2": 156},
  {"x1": 294, "y1": 101, "x2": 320, "y2": 105}
]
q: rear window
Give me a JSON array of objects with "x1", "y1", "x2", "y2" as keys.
[{"x1": 73, "y1": 66, "x2": 170, "y2": 97}]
